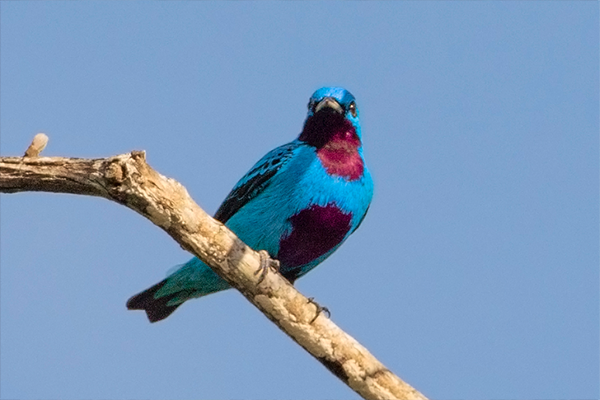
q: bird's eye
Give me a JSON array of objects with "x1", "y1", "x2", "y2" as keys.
[{"x1": 348, "y1": 102, "x2": 357, "y2": 118}]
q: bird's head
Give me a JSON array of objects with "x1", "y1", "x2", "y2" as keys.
[{"x1": 298, "y1": 87, "x2": 362, "y2": 149}]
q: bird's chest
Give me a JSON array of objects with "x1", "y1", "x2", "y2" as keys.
[
  {"x1": 227, "y1": 148, "x2": 369, "y2": 267},
  {"x1": 271, "y1": 151, "x2": 366, "y2": 268},
  {"x1": 277, "y1": 203, "x2": 352, "y2": 268}
]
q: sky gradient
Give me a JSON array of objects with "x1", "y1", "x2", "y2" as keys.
[{"x1": 1, "y1": 2, "x2": 598, "y2": 399}]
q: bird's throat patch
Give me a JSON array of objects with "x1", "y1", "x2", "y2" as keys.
[
  {"x1": 317, "y1": 132, "x2": 364, "y2": 181},
  {"x1": 299, "y1": 111, "x2": 364, "y2": 181}
]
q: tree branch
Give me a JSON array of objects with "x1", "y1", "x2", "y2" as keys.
[{"x1": 0, "y1": 150, "x2": 427, "y2": 400}]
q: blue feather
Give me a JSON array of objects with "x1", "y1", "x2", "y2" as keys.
[{"x1": 127, "y1": 87, "x2": 374, "y2": 322}]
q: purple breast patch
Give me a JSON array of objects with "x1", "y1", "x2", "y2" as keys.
[{"x1": 278, "y1": 204, "x2": 352, "y2": 268}]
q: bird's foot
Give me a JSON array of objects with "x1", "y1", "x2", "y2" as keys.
[
  {"x1": 255, "y1": 250, "x2": 280, "y2": 285},
  {"x1": 307, "y1": 297, "x2": 330, "y2": 323}
]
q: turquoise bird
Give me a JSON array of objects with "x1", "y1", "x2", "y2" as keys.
[{"x1": 127, "y1": 87, "x2": 374, "y2": 322}]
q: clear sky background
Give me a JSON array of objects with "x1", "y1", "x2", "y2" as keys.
[{"x1": 1, "y1": 2, "x2": 598, "y2": 400}]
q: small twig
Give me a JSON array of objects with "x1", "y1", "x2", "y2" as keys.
[{"x1": 23, "y1": 133, "x2": 49, "y2": 157}]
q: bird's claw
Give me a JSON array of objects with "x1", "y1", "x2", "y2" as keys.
[
  {"x1": 255, "y1": 250, "x2": 280, "y2": 285},
  {"x1": 307, "y1": 297, "x2": 330, "y2": 323}
]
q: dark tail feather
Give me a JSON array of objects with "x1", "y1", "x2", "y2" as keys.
[{"x1": 127, "y1": 279, "x2": 182, "y2": 323}]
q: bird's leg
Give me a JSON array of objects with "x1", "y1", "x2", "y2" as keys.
[
  {"x1": 255, "y1": 250, "x2": 280, "y2": 285},
  {"x1": 307, "y1": 297, "x2": 330, "y2": 323}
]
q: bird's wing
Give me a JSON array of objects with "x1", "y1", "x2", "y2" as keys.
[{"x1": 214, "y1": 141, "x2": 301, "y2": 224}]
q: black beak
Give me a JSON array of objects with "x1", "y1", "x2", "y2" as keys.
[{"x1": 314, "y1": 97, "x2": 344, "y2": 114}]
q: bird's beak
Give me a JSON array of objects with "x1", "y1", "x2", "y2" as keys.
[{"x1": 314, "y1": 97, "x2": 344, "y2": 114}]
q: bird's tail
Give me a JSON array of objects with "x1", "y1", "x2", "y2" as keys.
[{"x1": 127, "y1": 258, "x2": 231, "y2": 322}]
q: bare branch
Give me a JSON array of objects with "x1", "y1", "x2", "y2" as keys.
[{"x1": 0, "y1": 150, "x2": 428, "y2": 400}]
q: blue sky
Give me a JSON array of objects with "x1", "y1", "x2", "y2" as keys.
[{"x1": 1, "y1": 2, "x2": 598, "y2": 399}]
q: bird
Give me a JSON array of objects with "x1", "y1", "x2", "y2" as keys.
[{"x1": 127, "y1": 87, "x2": 374, "y2": 322}]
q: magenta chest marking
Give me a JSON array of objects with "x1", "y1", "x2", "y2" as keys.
[
  {"x1": 317, "y1": 131, "x2": 364, "y2": 181},
  {"x1": 278, "y1": 204, "x2": 352, "y2": 270}
]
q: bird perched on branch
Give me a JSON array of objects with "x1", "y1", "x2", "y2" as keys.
[{"x1": 127, "y1": 87, "x2": 374, "y2": 322}]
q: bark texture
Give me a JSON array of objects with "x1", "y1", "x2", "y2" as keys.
[{"x1": 0, "y1": 152, "x2": 427, "y2": 400}]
